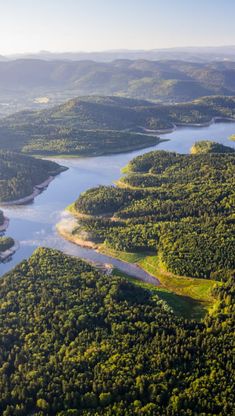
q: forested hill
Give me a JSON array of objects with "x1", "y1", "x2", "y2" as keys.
[
  {"x1": 73, "y1": 142, "x2": 235, "y2": 281},
  {"x1": 3, "y1": 59, "x2": 235, "y2": 104},
  {"x1": 1, "y1": 95, "x2": 235, "y2": 156},
  {"x1": 0, "y1": 247, "x2": 233, "y2": 416},
  {"x1": 0, "y1": 151, "x2": 66, "y2": 202}
]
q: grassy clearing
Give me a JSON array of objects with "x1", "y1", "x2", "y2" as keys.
[
  {"x1": 139, "y1": 255, "x2": 217, "y2": 303},
  {"x1": 112, "y1": 268, "x2": 208, "y2": 320},
  {"x1": 98, "y1": 245, "x2": 219, "y2": 319},
  {"x1": 99, "y1": 244, "x2": 148, "y2": 263}
]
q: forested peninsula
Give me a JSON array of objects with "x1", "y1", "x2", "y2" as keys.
[
  {"x1": 1, "y1": 95, "x2": 235, "y2": 156},
  {"x1": 59, "y1": 141, "x2": 235, "y2": 309},
  {"x1": 0, "y1": 151, "x2": 66, "y2": 203}
]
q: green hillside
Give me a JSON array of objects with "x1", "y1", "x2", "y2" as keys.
[
  {"x1": 72, "y1": 143, "x2": 235, "y2": 283},
  {"x1": 1, "y1": 95, "x2": 235, "y2": 156}
]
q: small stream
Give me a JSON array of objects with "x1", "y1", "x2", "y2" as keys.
[{"x1": 1, "y1": 121, "x2": 235, "y2": 279}]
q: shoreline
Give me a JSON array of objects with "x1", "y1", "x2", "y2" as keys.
[
  {"x1": 57, "y1": 219, "x2": 98, "y2": 250},
  {"x1": 56, "y1": 216, "x2": 160, "y2": 286},
  {"x1": 0, "y1": 167, "x2": 67, "y2": 206},
  {"x1": 56, "y1": 210, "x2": 216, "y2": 310},
  {"x1": 17, "y1": 116, "x2": 235, "y2": 161},
  {"x1": 141, "y1": 116, "x2": 235, "y2": 136},
  {"x1": 0, "y1": 176, "x2": 55, "y2": 206}
]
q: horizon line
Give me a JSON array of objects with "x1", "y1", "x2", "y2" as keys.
[{"x1": 2, "y1": 44, "x2": 235, "y2": 57}]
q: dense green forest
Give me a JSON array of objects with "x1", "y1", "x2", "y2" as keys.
[
  {"x1": 73, "y1": 142, "x2": 235, "y2": 280},
  {"x1": 1, "y1": 95, "x2": 235, "y2": 156},
  {"x1": 0, "y1": 151, "x2": 66, "y2": 202},
  {"x1": 0, "y1": 247, "x2": 233, "y2": 415}
]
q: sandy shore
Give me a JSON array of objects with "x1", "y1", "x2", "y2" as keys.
[
  {"x1": 57, "y1": 217, "x2": 98, "y2": 249},
  {"x1": 57, "y1": 214, "x2": 160, "y2": 286}
]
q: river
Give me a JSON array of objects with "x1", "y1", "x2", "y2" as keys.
[{"x1": 0, "y1": 121, "x2": 235, "y2": 278}]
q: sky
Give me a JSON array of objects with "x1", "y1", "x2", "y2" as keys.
[{"x1": 0, "y1": 0, "x2": 235, "y2": 54}]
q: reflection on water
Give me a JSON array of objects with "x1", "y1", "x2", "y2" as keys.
[{"x1": 1, "y1": 121, "x2": 235, "y2": 276}]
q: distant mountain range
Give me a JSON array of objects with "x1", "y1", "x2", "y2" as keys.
[
  {"x1": 2, "y1": 56, "x2": 235, "y2": 115},
  {"x1": 3, "y1": 46, "x2": 235, "y2": 62}
]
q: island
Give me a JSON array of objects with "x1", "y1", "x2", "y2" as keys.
[
  {"x1": 0, "y1": 95, "x2": 235, "y2": 157},
  {"x1": 0, "y1": 246, "x2": 233, "y2": 415},
  {"x1": 0, "y1": 236, "x2": 18, "y2": 262},
  {"x1": 0, "y1": 150, "x2": 67, "y2": 203},
  {"x1": 58, "y1": 141, "x2": 235, "y2": 313}
]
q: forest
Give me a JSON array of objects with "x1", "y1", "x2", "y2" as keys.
[
  {"x1": 0, "y1": 151, "x2": 66, "y2": 202},
  {"x1": 0, "y1": 95, "x2": 235, "y2": 156},
  {"x1": 0, "y1": 247, "x2": 233, "y2": 415},
  {"x1": 73, "y1": 142, "x2": 235, "y2": 280}
]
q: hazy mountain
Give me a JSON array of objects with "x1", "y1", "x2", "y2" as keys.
[
  {"x1": 2, "y1": 59, "x2": 235, "y2": 116},
  {"x1": 5, "y1": 46, "x2": 235, "y2": 62}
]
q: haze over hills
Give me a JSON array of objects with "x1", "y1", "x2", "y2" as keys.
[
  {"x1": 3, "y1": 45, "x2": 235, "y2": 62},
  {"x1": 3, "y1": 58, "x2": 235, "y2": 116}
]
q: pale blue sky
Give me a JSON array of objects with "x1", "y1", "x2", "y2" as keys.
[{"x1": 0, "y1": 0, "x2": 234, "y2": 54}]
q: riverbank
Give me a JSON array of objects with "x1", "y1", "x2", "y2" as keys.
[
  {"x1": 56, "y1": 214, "x2": 160, "y2": 287},
  {"x1": 0, "y1": 167, "x2": 67, "y2": 206},
  {"x1": 0, "y1": 177, "x2": 54, "y2": 206},
  {"x1": 57, "y1": 214, "x2": 216, "y2": 319},
  {"x1": 57, "y1": 200, "x2": 218, "y2": 316}
]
